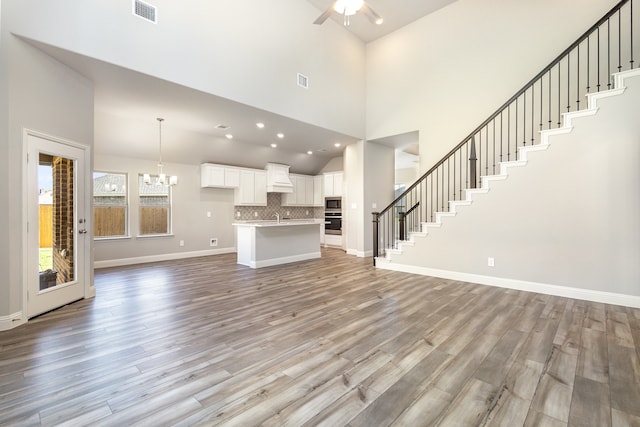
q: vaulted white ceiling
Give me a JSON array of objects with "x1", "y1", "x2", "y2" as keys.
[
  {"x1": 26, "y1": 1, "x2": 455, "y2": 174},
  {"x1": 306, "y1": 0, "x2": 456, "y2": 43}
]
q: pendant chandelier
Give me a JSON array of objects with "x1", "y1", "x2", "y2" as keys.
[{"x1": 143, "y1": 117, "x2": 178, "y2": 186}]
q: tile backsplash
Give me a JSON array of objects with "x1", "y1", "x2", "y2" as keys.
[{"x1": 234, "y1": 193, "x2": 324, "y2": 220}]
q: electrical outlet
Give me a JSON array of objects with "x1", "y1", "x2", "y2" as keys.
[
  {"x1": 254, "y1": 212, "x2": 258, "y2": 217},
  {"x1": 210, "y1": 238, "x2": 218, "y2": 247},
  {"x1": 488, "y1": 257, "x2": 495, "y2": 267},
  {"x1": 179, "y1": 240, "x2": 184, "y2": 247},
  {"x1": 237, "y1": 211, "x2": 241, "y2": 218},
  {"x1": 286, "y1": 211, "x2": 290, "y2": 216},
  {"x1": 207, "y1": 211, "x2": 211, "y2": 218},
  {"x1": 305, "y1": 210, "x2": 309, "y2": 216}
]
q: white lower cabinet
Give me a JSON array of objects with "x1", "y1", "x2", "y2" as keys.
[
  {"x1": 234, "y1": 170, "x2": 267, "y2": 206},
  {"x1": 324, "y1": 234, "x2": 342, "y2": 247}
]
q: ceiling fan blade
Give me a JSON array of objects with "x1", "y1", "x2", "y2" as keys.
[
  {"x1": 361, "y1": 3, "x2": 383, "y2": 25},
  {"x1": 313, "y1": 2, "x2": 337, "y2": 25}
]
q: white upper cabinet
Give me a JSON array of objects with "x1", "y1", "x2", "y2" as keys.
[
  {"x1": 313, "y1": 175, "x2": 324, "y2": 206},
  {"x1": 201, "y1": 163, "x2": 240, "y2": 188},
  {"x1": 282, "y1": 174, "x2": 320, "y2": 206},
  {"x1": 235, "y1": 170, "x2": 267, "y2": 206},
  {"x1": 323, "y1": 172, "x2": 343, "y2": 197}
]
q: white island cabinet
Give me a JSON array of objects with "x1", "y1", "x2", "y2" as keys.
[{"x1": 233, "y1": 220, "x2": 323, "y2": 268}]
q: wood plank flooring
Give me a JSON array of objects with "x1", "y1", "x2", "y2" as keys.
[{"x1": 1, "y1": 248, "x2": 639, "y2": 426}]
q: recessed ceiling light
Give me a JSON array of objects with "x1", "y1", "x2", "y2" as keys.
[
  {"x1": 307, "y1": 151, "x2": 313, "y2": 155},
  {"x1": 270, "y1": 143, "x2": 277, "y2": 148},
  {"x1": 256, "y1": 122, "x2": 265, "y2": 129},
  {"x1": 334, "y1": 143, "x2": 341, "y2": 147},
  {"x1": 277, "y1": 133, "x2": 284, "y2": 139},
  {"x1": 225, "y1": 134, "x2": 233, "y2": 139}
]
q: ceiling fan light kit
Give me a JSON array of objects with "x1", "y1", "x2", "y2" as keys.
[
  {"x1": 333, "y1": 0, "x2": 363, "y2": 16},
  {"x1": 314, "y1": 0, "x2": 382, "y2": 27}
]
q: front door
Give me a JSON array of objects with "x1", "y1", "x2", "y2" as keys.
[{"x1": 26, "y1": 132, "x2": 89, "y2": 317}]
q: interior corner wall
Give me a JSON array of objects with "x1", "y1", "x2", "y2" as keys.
[
  {"x1": 2, "y1": 34, "x2": 93, "y2": 321},
  {"x1": 365, "y1": 0, "x2": 620, "y2": 173},
  {"x1": 344, "y1": 143, "x2": 363, "y2": 254},
  {"x1": 344, "y1": 141, "x2": 394, "y2": 257},
  {"x1": 319, "y1": 156, "x2": 344, "y2": 174},
  {"x1": 0, "y1": 1, "x2": 10, "y2": 317},
  {"x1": 363, "y1": 142, "x2": 394, "y2": 255}
]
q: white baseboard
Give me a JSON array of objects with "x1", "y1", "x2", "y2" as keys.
[
  {"x1": 376, "y1": 261, "x2": 640, "y2": 309},
  {"x1": 248, "y1": 251, "x2": 322, "y2": 269},
  {"x1": 0, "y1": 311, "x2": 25, "y2": 331},
  {"x1": 94, "y1": 247, "x2": 236, "y2": 269},
  {"x1": 346, "y1": 249, "x2": 373, "y2": 258}
]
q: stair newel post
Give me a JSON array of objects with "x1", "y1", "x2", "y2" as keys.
[
  {"x1": 469, "y1": 137, "x2": 478, "y2": 189},
  {"x1": 372, "y1": 212, "x2": 380, "y2": 266},
  {"x1": 398, "y1": 210, "x2": 406, "y2": 242}
]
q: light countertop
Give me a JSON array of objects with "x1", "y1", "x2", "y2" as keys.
[{"x1": 233, "y1": 219, "x2": 324, "y2": 227}]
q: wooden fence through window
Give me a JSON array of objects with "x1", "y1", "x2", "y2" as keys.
[
  {"x1": 40, "y1": 205, "x2": 165, "y2": 239},
  {"x1": 94, "y1": 206, "x2": 126, "y2": 237},
  {"x1": 39, "y1": 205, "x2": 52, "y2": 248}
]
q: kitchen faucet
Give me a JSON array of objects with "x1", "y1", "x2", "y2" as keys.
[{"x1": 274, "y1": 212, "x2": 280, "y2": 223}]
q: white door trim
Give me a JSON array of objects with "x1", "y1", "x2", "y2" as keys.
[{"x1": 22, "y1": 128, "x2": 94, "y2": 321}]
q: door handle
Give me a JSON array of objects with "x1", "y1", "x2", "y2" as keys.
[{"x1": 79, "y1": 229, "x2": 88, "y2": 234}]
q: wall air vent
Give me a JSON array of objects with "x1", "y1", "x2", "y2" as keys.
[
  {"x1": 297, "y1": 73, "x2": 309, "y2": 89},
  {"x1": 133, "y1": 0, "x2": 157, "y2": 23}
]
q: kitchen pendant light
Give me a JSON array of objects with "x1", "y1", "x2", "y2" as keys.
[{"x1": 144, "y1": 117, "x2": 178, "y2": 186}]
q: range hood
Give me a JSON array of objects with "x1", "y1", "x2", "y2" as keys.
[{"x1": 265, "y1": 163, "x2": 294, "y2": 193}]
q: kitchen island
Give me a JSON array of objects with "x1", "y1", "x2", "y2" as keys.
[{"x1": 233, "y1": 219, "x2": 323, "y2": 268}]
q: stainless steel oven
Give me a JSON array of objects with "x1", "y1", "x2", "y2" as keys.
[{"x1": 324, "y1": 211, "x2": 342, "y2": 235}]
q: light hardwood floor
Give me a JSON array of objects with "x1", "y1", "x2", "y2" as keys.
[{"x1": 1, "y1": 248, "x2": 639, "y2": 426}]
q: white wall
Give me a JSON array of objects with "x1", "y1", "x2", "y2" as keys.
[
  {"x1": 395, "y1": 166, "x2": 419, "y2": 187},
  {"x1": 319, "y1": 156, "x2": 344, "y2": 173},
  {"x1": 345, "y1": 141, "x2": 394, "y2": 257},
  {"x1": 93, "y1": 154, "x2": 236, "y2": 266},
  {"x1": 5, "y1": 0, "x2": 365, "y2": 139},
  {"x1": 0, "y1": 4, "x2": 9, "y2": 318},
  {"x1": 344, "y1": 143, "x2": 363, "y2": 254},
  {"x1": 388, "y1": 73, "x2": 640, "y2": 301},
  {"x1": 363, "y1": 142, "x2": 395, "y2": 255},
  {"x1": 366, "y1": 0, "x2": 620, "y2": 172},
  {"x1": 0, "y1": 33, "x2": 94, "y2": 323}
]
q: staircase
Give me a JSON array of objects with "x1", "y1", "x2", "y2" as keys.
[{"x1": 372, "y1": 1, "x2": 640, "y2": 307}]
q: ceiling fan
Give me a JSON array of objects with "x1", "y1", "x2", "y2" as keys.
[{"x1": 313, "y1": 0, "x2": 383, "y2": 26}]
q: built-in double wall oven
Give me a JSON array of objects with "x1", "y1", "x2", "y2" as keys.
[{"x1": 324, "y1": 197, "x2": 342, "y2": 235}]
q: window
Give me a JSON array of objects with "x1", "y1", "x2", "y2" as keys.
[
  {"x1": 93, "y1": 172, "x2": 128, "y2": 238},
  {"x1": 138, "y1": 174, "x2": 172, "y2": 235}
]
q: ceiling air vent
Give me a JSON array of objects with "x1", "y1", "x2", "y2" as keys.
[
  {"x1": 215, "y1": 124, "x2": 230, "y2": 130},
  {"x1": 297, "y1": 73, "x2": 309, "y2": 89},
  {"x1": 133, "y1": 0, "x2": 157, "y2": 23}
]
